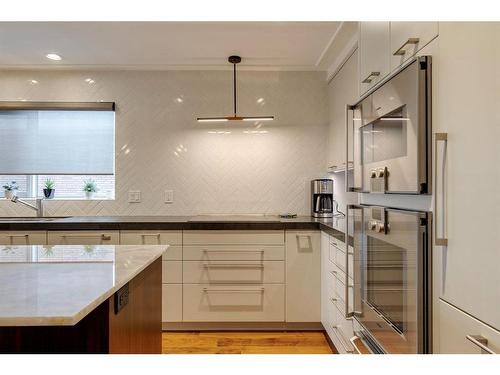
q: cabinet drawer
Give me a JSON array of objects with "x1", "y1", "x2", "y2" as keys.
[
  {"x1": 332, "y1": 269, "x2": 354, "y2": 312},
  {"x1": 120, "y1": 231, "x2": 182, "y2": 260},
  {"x1": 183, "y1": 245, "x2": 284, "y2": 261},
  {"x1": 332, "y1": 243, "x2": 353, "y2": 277},
  {"x1": 183, "y1": 230, "x2": 284, "y2": 245},
  {"x1": 120, "y1": 230, "x2": 182, "y2": 245},
  {"x1": 322, "y1": 295, "x2": 337, "y2": 332},
  {"x1": 328, "y1": 322, "x2": 354, "y2": 354},
  {"x1": 183, "y1": 260, "x2": 284, "y2": 284},
  {"x1": 162, "y1": 260, "x2": 182, "y2": 284},
  {"x1": 439, "y1": 299, "x2": 500, "y2": 354},
  {"x1": 335, "y1": 307, "x2": 354, "y2": 346},
  {"x1": 183, "y1": 284, "x2": 285, "y2": 322},
  {"x1": 47, "y1": 231, "x2": 119, "y2": 245},
  {"x1": 0, "y1": 231, "x2": 46, "y2": 245},
  {"x1": 162, "y1": 284, "x2": 182, "y2": 322}
]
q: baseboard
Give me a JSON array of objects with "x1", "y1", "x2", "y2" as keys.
[{"x1": 162, "y1": 322, "x2": 323, "y2": 331}]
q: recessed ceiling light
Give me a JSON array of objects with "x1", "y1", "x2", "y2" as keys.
[
  {"x1": 85, "y1": 78, "x2": 95, "y2": 84},
  {"x1": 28, "y1": 79, "x2": 38, "y2": 85},
  {"x1": 45, "y1": 53, "x2": 62, "y2": 61}
]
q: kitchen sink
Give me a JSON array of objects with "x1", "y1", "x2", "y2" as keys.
[{"x1": 0, "y1": 217, "x2": 70, "y2": 222}]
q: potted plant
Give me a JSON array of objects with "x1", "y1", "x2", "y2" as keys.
[
  {"x1": 2, "y1": 181, "x2": 18, "y2": 200},
  {"x1": 43, "y1": 179, "x2": 55, "y2": 199},
  {"x1": 82, "y1": 179, "x2": 98, "y2": 199}
]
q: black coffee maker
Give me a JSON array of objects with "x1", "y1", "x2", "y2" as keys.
[{"x1": 311, "y1": 179, "x2": 334, "y2": 218}]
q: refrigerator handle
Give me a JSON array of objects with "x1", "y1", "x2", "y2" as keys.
[{"x1": 434, "y1": 133, "x2": 448, "y2": 246}]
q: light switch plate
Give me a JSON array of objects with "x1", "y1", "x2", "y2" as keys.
[
  {"x1": 128, "y1": 190, "x2": 141, "y2": 203},
  {"x1": 164, "y1": 190, "x2": 174, "y2": 203}
]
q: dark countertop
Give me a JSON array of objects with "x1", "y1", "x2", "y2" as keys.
[{"x1": 0, "y1": 215, "x2": 347, "y2": 237}]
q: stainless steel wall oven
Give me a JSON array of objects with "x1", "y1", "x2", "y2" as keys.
[
  {"x1": 346, "y1": 205, "x2": 432, "y2": 354},
  {"x1": 346, "y1": 56, "x2": 432, "y2": 194}
]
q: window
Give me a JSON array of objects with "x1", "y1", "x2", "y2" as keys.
[{"x1": 0, "y1": 102, "x2": 115, "y2": 200}]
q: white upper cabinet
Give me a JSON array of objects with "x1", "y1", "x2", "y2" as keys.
[
  {"x1": 390, "y1": 22, "x2": 438, "y2": 70},
  {"x1": 327, "y1": 48, "x2": 358, "y2": 171},
  {"x1": 434, "y1": 23, "x2": 500, "y2": 332},
  {"x1": 359, "y1": 22, "x2": 390, "y2": 95}
]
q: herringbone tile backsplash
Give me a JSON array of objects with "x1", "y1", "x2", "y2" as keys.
[{"x1": 0, "y1": 70, "x2": 328, "y2": 216}]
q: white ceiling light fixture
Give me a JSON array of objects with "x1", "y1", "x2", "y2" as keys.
[
  {"x1": 45, "y1": 53, "x2": 62, "y2": 61},
  {"x1": 197, "y1": 56, "x2": 274, "y2": 123}
]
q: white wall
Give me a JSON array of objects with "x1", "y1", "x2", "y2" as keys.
[{"x1": 0, "y1": 70, "x2": 328, "y2": 216}]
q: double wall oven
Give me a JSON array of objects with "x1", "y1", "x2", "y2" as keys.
[
  {"x1": 346, "y1": 205, "x2": 432, "y2": 354},
  {"x1": 343, "y1": 56, "x2": 433, "y2": 354}
]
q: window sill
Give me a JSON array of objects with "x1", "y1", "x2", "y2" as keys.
[{"x1": 0, "y1": 198, "x2": 115, "y2": 201}]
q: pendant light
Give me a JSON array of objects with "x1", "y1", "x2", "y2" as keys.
[{"x1": 197, "y1": 55, "x2": 274, "y2": 122}]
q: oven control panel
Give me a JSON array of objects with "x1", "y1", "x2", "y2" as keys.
[
  {"x1": 370, "y1": 167, "x2": 388, "y2": 193},
  {"x1": 367, "y1": 207, "x2": 389, "y2": 234}
]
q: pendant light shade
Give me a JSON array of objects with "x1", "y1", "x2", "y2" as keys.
[{"x1": 197, "y1": 56, "x2": 274, "y2": 122}]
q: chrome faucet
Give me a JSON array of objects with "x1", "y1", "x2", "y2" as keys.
[{"x1": 10, "y1": 195, "x2": 44, "y2": 217}]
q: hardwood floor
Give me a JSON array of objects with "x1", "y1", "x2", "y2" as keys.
[{"x1": 162, "y1": 331, "x2": 336, "y2": 354}]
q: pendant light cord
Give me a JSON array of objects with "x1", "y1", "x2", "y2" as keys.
[{"x1": 233, "y1": 62, "x2": 237, "y2": 117}]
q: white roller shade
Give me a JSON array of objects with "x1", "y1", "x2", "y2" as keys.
[{"x1": 0, "y1": 109, "x2": 115, "y2": 175}]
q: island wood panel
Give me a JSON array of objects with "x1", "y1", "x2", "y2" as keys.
[
  {"x1": 109, "y1": 258, "x2": 162, "y2": 354},
  {"x1": 0, "y1": 258, "x2": 162, "y2": 354}
]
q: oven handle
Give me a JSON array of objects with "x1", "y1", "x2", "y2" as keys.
[
  {"x1": 345, "y1": 205, "x2": 363, "y2": 319},
  {"x1": 434, "y1": 133, "x2": 448, "y2": 246},
  {"x1": 345, "y1": 104, "x2": 355, "y2": 193}
]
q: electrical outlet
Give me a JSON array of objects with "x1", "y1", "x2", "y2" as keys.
[
  {"x1": 164, "y1": 190, "x2": 174, "y2": 203},
  {"x1": 128, "y1": 190, "x2": 141, "y2": 203}
]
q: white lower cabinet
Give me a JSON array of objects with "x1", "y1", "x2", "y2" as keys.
[
  {"x1": 119, "y1": 230, "x2": 182, "y2": 260},
  {"x1": 321, "y1": 230, "x2": 354, "y2": 353},
  {"x1": 285, "y1": 231, "x2": 321, "y2": 322},
  {"x1": 0, "y1": 231, "x2": 47, "y2": 245},
  {"x1": 182, "y1": 260, "x2": 284, "y2": 284},
  {"x1": 182, "y1": 230, "x2": 287, "y2": 324},
  {"x1": 183, "y1": 284, "x2": 285, "y2": 322},
  {"x1": 119, "y1": 230, "x2": 183, "y2": 323},
  {"x1": 47, "y1": 231, "x2": 119, "y2": 245},
  {"x1": 162, "y1": 284, "x2": 183, "y2": 322},
  {"x1": 439, "y1": 299, "x2": 500, "y2": 354}
]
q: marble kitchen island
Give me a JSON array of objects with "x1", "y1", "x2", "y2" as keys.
[{"x1": 0, "y1": 244, "x2": 167, "y2": 353}]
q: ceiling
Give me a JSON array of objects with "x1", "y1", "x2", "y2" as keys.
[{"x1": 0, "y1": 22, "x2": 345, "y2": 70}]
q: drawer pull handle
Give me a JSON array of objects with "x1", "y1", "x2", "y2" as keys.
[
  {"x1": 361, "y1": 71, "x2": 380, "y2": 84},
  {"x1": 8, "y1": 234, "x2": 30, "y2": 245},
  {"x1": 330, "y1": 297, "x2": 338, "y2": 303},
  {"x1": 466, "y1": 335, "x2": 497, "y2": 354},
  {"x1": 60, "y1": 234, "x2": 112, "y2": 241},
  {"x1": 330, "y1": 325, "x2": 354, "y2": 353},
  {"x1": 203, "y1": 263, "x2": 264, "y2": 269},
  {"x1": 393, "y1": 37, "x2": 420, "y2": 56},
  {"x1": 203, "y1": 288, "x2": 264, "y2": 293},
  {"x1": 203, "y1": 250, "x2": 264, "y2": 254},
  {"x1": 330, "y1": 270, "x2": 337, "y2": 276}
]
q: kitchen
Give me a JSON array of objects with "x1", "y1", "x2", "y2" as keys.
[{"x1": 0, "y1": 1, "x2": 499, "y2": 372}]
